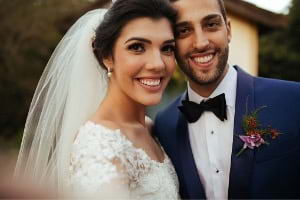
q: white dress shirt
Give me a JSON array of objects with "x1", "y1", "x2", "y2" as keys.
[{"x1": 187, "y1": 66, "x2": 237, "y2": 199}]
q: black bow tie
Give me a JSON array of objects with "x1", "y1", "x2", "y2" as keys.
[{"x1": 178, "y1": 93, "x2": 227, "y2": 123}]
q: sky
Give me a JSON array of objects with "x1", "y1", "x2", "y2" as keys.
[{"x1": 243, "y1": 0, "x2": 292, "y2": 14}]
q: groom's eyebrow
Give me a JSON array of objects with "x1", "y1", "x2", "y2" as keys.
[
  {"x1": 175, "y1": 21, "x2": 190, "y2": 28},
  {"x1": 203, "y1": 14, "x2": 222, "y2": 22},
  {"x1": 175, "y1": 14, "x2": 222, "y2": 27},
  {"x1": 125, "y1": 37, "x2": 151, "y2": 44},
  {"x1": 175, "y1": 21, "x2": 190, "y2": 29}
]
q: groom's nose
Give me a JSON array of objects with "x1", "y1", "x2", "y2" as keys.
[{"x1": 192, "y1": 27, "x2": 210, "y2": 50}]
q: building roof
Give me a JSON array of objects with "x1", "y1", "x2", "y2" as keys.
[
  {"x1": 225, "y1": 0, "x2": 288, "y2": 28},
  {"x1": 58, "y1": 0, "x2": 288, "y2": 33}
]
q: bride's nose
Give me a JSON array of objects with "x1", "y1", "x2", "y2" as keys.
[{"x1": 145, "y1": 50, "x2": 165, "y2": 71}]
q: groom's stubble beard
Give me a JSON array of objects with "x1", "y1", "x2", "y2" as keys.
[{"x1": 176, "y1": 45, "x2": 229, "y2": 86}]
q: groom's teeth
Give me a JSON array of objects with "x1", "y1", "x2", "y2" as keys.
[
  {"x1": 139, "y1": 79, "x2": 161, "y2": 87},
  {"x1": 193, "y1": 54, "x2": 213, "y2": 63}
]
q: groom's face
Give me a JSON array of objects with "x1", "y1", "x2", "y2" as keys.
[{"x1": 172, "y1": 0, "x2": 231, "y2": 88}]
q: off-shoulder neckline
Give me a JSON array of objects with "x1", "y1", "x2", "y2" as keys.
[{"x1": 85, "y1": 120, "x2": 168, "y2": 165}]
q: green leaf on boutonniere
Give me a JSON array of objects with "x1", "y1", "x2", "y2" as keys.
[{"x1": 236, "y1": 98, "x2": 282, "y2": 157}]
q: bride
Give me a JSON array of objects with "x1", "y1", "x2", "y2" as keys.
[{"x1": 14, "y1": 0, "x2": 179, "y2": 199}]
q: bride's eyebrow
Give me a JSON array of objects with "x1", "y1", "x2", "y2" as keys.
[
  {"x1": 125, "y1": 37, "x2": 151, "y2": 44},
  {"x1": 163, "y1": 39, "x2": 175, "y2": 44}
]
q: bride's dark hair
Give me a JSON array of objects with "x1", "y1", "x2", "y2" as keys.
[{"x1": 93, "y1": 0, "x2": 177, "y2": 68}]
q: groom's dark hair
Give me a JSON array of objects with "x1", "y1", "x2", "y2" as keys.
[
  {"x1": 93, "y1": 0, "x2": 177, "y2": 69},
  {"x1": 170, "y1": 0, "x2": 227, "y2": 23}
]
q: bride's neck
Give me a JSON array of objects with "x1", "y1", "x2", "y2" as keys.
[{"x1": 94, "y1": 88, "x2": 146, "y2": 126}]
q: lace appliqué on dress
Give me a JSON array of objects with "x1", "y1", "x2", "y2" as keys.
[{"x1": 68, "y1": 121, "x2": 179, "y2": 199}]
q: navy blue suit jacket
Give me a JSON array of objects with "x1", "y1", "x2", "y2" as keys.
[{"x1": 154, "y1": 66, "x2": 300, "y2": 199}]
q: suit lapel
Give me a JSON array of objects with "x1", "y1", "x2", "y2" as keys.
[
  {"x1": 176, "y1": 92, "x2": 206, "y2": 199},
  {"x1": 228, "y1": 66, "x2": 256, "y2": 198}
]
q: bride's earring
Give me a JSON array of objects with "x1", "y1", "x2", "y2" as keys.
[
  {"x1": 103, "y1": 57, "x2": 113, "y2": 78},
  {"x1": 107, "y1": 67, "x2": 113, "y2": 78}
]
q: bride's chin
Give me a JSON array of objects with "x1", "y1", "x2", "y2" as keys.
[{"x1": 139, "y1": 95, "x2": 163, "y2": 106}]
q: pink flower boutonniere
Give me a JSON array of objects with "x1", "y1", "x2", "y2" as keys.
[{"x1": 236, "y1": 105, "x2": 282, "y2": 157}]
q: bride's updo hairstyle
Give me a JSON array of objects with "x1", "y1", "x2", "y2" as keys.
[{"x1": 93, "y1": 0, "x2": 177, "y2": 69}]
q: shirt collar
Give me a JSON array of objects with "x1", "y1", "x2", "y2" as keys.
[{"x1": 187, "y1": 65, "x2": 237, "y2": 108}]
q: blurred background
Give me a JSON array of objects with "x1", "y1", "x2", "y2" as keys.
[{"x1": 0, "y1": 0, "x2": 299, "y2": 174}]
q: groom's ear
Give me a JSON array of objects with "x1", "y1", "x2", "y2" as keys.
[{"x1": 226, "y1": 19, "x2": 232, "y2": 43}]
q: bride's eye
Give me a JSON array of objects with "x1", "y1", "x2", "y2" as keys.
[
  {"x1": 161, "y1": 44, "x2": 175, "y2": 55},
  {"x1": 128, "y1": 43, "x2": 145, "y2": 53}
]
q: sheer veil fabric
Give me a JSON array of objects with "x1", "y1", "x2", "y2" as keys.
[{"x1": 14, "y1": 9, "x2": 108, "y2": 193}]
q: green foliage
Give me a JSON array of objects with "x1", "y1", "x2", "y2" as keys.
[
  {"x1": 259, "y1": 0, "x2": 300, "y2": 82},
  {"x1": 288, "y1": 0, "x2": 300, "y2": 49},
  {"x1": 169, "y1": 65, "x2": 187, "y2": 92},
  {"x1": 0, "y1": 0, "x2": 94, "y2": 149}
]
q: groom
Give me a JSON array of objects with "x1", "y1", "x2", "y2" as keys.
[{"x1": 154, "y1": 0, "x2": 300, "y2": 199}]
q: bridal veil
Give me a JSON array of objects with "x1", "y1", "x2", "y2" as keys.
[{"x1": 14, "y1": 8, "x2": 108, "y2": 193}]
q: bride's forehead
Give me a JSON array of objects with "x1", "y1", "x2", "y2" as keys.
[{"x1": 117, "y1": 17, "x2": 173, "y2": 41}]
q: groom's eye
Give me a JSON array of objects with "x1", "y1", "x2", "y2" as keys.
[
  {"x1": 176, "y1": 26, "x2": 190, "y2": 38},
  {"x1": 128, "y1": 43, "x2": 145, "y2": 53},
  {"x1": 207, "y1": 22, "x2": 219, "y2": 27},
  {"x1": 204, "y1": 17, "x2": 222, "y2": 31}
]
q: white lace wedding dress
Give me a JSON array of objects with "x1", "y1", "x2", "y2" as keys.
[{"x1": 68, "y1": 121, "x2": 180, "y2": 199}]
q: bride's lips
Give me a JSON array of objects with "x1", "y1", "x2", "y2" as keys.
[
  {"x1": 189, "y1": 52, "x2": 216, "y2": 70},
  {"x1": 136, "y1": 77, "x2": 164, "y2": 92}
]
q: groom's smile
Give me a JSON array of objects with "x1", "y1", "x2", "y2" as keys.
[
  {"x1": 189, "y1": 51, "x2": 216, "y2": 71},
  {"x1": 172, "y1": 0, "x2": 231, "y2": 95}
]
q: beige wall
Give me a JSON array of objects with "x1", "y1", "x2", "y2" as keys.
[{"x1": 228, "y1": 13, "x2": 259, "y2": 76}]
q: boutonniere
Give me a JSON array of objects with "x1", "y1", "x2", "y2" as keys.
[{"x1": 236, "y1": 102, "x2": 282, "y2": 157}]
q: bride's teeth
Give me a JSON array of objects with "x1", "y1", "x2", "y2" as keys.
[
  {"x1": 139, "y1": 79, "x2": 161, "y2": 87},
  {"x1": 193, "y1": 54, "x2": 213, "y2": 63}
]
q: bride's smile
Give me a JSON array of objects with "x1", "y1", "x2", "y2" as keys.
[{"x1": 104, "y1": 17, "x2": 176, "y2": 106}]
